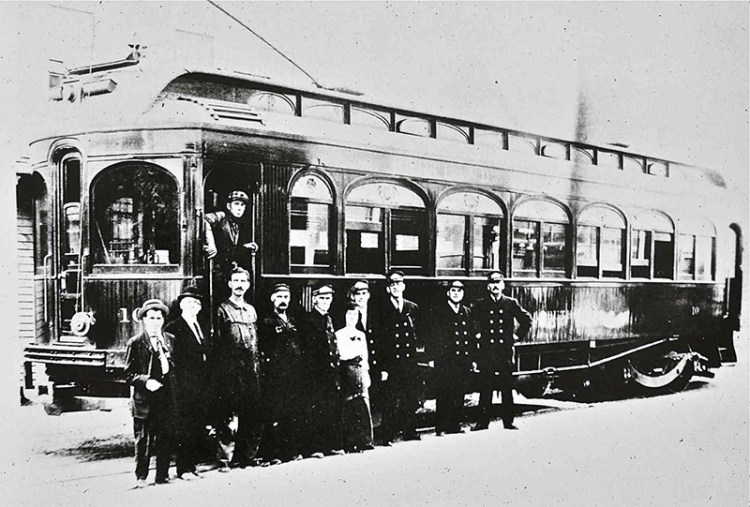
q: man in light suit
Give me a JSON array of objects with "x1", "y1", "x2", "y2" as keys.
[
  {"x1": 125, "y1": 298, "x2": 176, "y2": 488},
  {"x1": 165, "y1": 285, "x2": 210, "y2": 479}
]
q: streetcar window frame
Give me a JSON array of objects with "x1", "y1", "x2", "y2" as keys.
[
  {"x1": 344, "y1": 181, "x2": 428, "y2": 275},
  {"x1": 576, "y1": 205, "x2": 626, "y2": 279},
  {"x1": 436, "y1": 191, "x2": 505, "y2": 276},
  {"x1": 89, "y1": 163, "x2": 181, "y2": 273},
  {"x1": 511, "y1": 199, "x2": 570, "y2": 278},
  {"x1": 630, "y1": 210, "x2": 675, "y2": 280},
  {"x1": 289, "y1": 172, "x2": 335, "y2": 274}
]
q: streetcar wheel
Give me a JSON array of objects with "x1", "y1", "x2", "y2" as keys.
[{"x1": 629, "y1": 354, "x2": 695, "y2": 394}]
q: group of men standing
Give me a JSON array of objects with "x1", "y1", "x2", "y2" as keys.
[{"x1": 123, "y1": 189, "x2": 533, "y2": 488}]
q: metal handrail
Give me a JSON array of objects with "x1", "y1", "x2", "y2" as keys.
[{"x1": 42, "y1": 253, "x2": 52, "y2": 322}]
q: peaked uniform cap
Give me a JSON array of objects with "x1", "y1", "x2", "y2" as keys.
[{"x1": 227, "y1": 190, "x2": 250, "y2": 203}]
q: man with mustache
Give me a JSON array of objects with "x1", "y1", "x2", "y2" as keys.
[{"x1": 257, "y1": 283, "x2": 306, "y2": 463}]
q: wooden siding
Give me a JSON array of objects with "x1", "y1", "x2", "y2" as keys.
[{"x1": 16, "y1": 210, "x2": 35, "y2": 342}]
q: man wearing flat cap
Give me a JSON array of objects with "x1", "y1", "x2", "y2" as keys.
[
  {"x1": 379, "y1": 270, "x2": 423, "y2": 444},
  {"x1": 164, "y1": 285, "x2": 210, "y2": 479},
  {"x1": 429, "y1": 280, "x2": 475, "y2": 435},
  {"x1": 204, "y1": 189, "x2": 257, "y2": 301},
  {"x1": 471, "y1": 272, "x2": 532, "y2": 431},
  {"x1": 257, "y1": 283, "x2": 306, "y2": 463},
  {"x1": 125, "y1": 298, "x2": 176, "y2": 487},
  {"x1": 298, "y1": 282, "x2": 344, "y2": 457}
]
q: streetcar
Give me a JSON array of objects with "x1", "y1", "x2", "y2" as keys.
[{"x1": 18, "y1": 45, "x2": 742, "y2": 411}]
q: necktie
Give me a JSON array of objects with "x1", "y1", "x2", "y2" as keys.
[
  {"x1": 153, "y1": 338, "x2": 169, "y2": 375},
  {"x1": 192, "y1": 322, "x2": 203, "y2": 344}
]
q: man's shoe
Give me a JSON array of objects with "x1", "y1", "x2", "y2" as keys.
[
  {"x1": 403, "y1": 433, "x2": 421, "y2": 441},
  {"x1": 269, "y1": 458, "x2": 283, "y2": 466},
  {"x1": 134, "y1": 479, "x2": 147, "y2": 489},
  {"x1": 309, "y1": 451, "x2": 325, "y2": 459},
  {"x1": 472, "y1": 422, "x2": 489, "y2": 432},
  {"x1": 503, "y1": 423, "x2": 519, "y2": 430},
  {"x1": 327, "y1": 449, "x2": 345, "y2": 456},
  {"x1": 155, "y1": 477, "x2": 170, "y2": 485}
]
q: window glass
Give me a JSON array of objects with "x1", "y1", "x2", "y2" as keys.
[
  {"x1": 473, "y1": 217, "x2": 501, "y2": 271},
  {"x1": 290, "y1": 174, "x2": 333, "y2": 202},
  {"x1": 436, "y1": 122, "x2": 470, "y2": 143},
  {"x1": 474, "y1": 129, "x2": 505, "y2": 149},
  {"x1": 514, "y1": 199, "x2": 568, "y2": 223},
  {"x1": 541, "y1": 142, "x2": 567, "y2": 160},
  {"x1": 579, "y1": 206, "x2": 625, "y2": 228},
  {"x1": 508, "y1": 134, "x2": 538, "y2": 154},
  {"x1": 302, "y1": 98, "x2": 345, "y2": 123},
  {"x1": 247, "y1": 91, "x2": 296, "y2": 115},
  {"x1": 623, "y1": 156, "x2": 645, "y2": 174},
  {"x1": 598, "y1": 151, "x2": 621, "y2": 169},
  {"x1": 577, "y1": 226, "x2": 598, "y2": 268},
  {"x1": 347, "y1": 182, "x2": 424, "y2": 208},
  {"x1": 695, "y1": 235, "x2": 713, "y2": 281},
  {"x1": 631, "y1": 229, "x2": 651, "y2": 278},
  {"x1": 350, "y1": 107, "x2": 390, "y2": 130},
  {"x1": 34, "y1": 181, "x2": 51, "y2": 272},
  {"x1": 346, "y1": 205, "x2": 384, "y2": 274},
  {"x1": 92, "y1": 165, "x2": 179, "y2": 266},
  {"x1": 601, "y1": 227, "x2": 623, "y2": 274},
  {"x1": 542, "y1": 223, "x2": 566, "y2": 272},
  {"x1": 678, "y1": 234, "x2": 695, "y2": 279},
  {"x1": 512, "y1": 220, "x2": 538, "y2": 276},
  {"x1": 436, "y1": 214, "x2": 466, "y2": 270},
  {"x1": 396, "y1": 116, "x2": 431, "y2": 137},
  {"x1": 439, "y1": 192, "x2": 503, "y2": 215},
  {"x1": 653, "y1": 232, "x2": 674, "y2": 279},
  {"x1": 391, "y1": 209, "x2": 425, "y2": 269},
  {"x1": 290, "y1": 200, "x2": 330, "y2": 267}
]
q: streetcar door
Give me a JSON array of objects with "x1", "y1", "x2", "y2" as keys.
[
  {"x1": 54, "y1": 154, "x2": 83, "y2": 340},
  {"x1": 202, "y1": 162, "x2": 259, "y2": 306}
]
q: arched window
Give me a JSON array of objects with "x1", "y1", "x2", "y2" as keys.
[
  {"x1": 290, "y1": 173, "x2": 333, "y2": 272},
  {"x1": 345, "y1": 181, "x2": 427, "y2": 274},
  {"x1": 512, "y1": 199, "x2": 569, "y2": 278},
  {"x1": 247, "y1": 91, "x2": 296, "y2": 115},
  {"x1": 436, "y1": 191, "x2": 504, "y2": 275},
  {"x1": 91, "y1": 164, "x2": 179, "y2": 270},
  {"x1": 576, "y1": 205, "x2": 626, "y2": 278},
  {"x1": 631, "y1": 210, "x2": 674, "y2": 279},
  {"x1": 677, "y1": 217, "x2": 715, "y2": 281}
]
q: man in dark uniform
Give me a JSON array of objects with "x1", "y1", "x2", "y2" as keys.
[
  {"x1": 471, "y1": 271, "x2": 532, "y2": 431},
  {"x1": 298, "y1": 283, "x2": 344, "y2": 458},
  {"x1": 204, "y1": 190, "x2": 257, "y2": 301},
  {"x1": 430, "y1": 280, "x2": 475, "y2": 435},
  {"x1": 213, "y1": 266, "x2": 263, "y2": 467},
  {"x1": 257, "y1": 283, "x2": 305, "y2": 463},
  {"x1": 164, "y1": 285, "x2": 209, "y2": 479},
  {"x1": 124, "y1": 298, "x2": 176, "y2": 487},
  {"x1": 379, "y1": 270, "x2": 422, "y2": 444}
]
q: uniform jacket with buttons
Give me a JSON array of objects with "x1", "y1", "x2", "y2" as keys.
[
  {"x1": 299, "y1": 309, "x2": 341, "y2": 393},
  {"x1": 125, "y1": 330, "x2": 176, "y2": 419},
  {"x1": 471, "y1": 295, "x2": 532, "y2": 364},
  {"x1": 430, "y1": 301, "x2": 475, "y2": 370},
  {"x1": 258, "y1": 311, "x2": 305, "y2": 413},
  {"x1": 379, "y1": 298, "x2": 421, "y2": 374}
]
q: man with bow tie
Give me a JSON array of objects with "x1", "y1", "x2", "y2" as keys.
[
  {"x1": 164, "y1": 285, "x2": 210, "y2": 479},
  {"x1": 125, "y1": 298, "x2": 177, "y2": 488}
]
